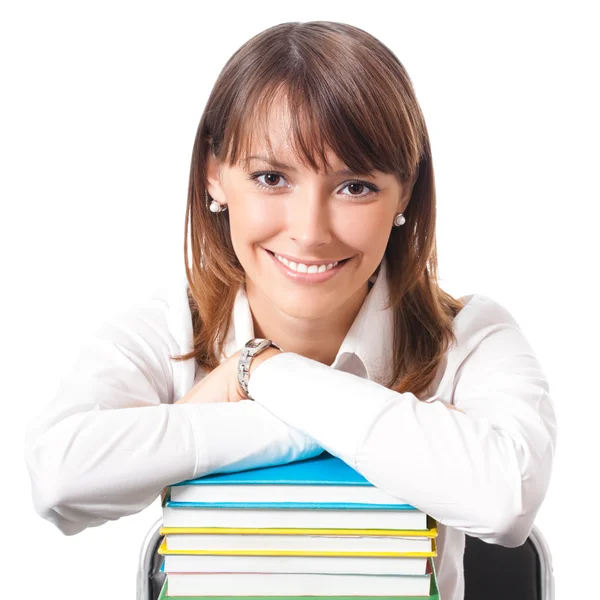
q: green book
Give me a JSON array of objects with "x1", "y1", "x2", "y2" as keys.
[{"x1": 157, "y1": 572, "x2": 440, "y2": 600}]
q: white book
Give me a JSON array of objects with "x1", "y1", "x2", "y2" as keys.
[
  {"x1": 161, "y1": 506, "x2": 429, "y2": 530},
  {"x1": 163, "y1": 532, "x2": 434, "y2": 553},
  {"x1": 162, "y1": 552, "x2": 429, "y2": 575},
  {"x1": 170, "y1": 483, "x2": 411, "y2": 505},
  {"x1": 166, "y1": 571, "x2": 432, "y2": 597}
]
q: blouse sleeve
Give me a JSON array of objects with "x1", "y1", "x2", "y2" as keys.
[
  {"x1": 246, "y1": 294, "x2": 557, "y2": 548},
  {"x1": 24, "y1": 292, "x2": 323, "y2": 536}
]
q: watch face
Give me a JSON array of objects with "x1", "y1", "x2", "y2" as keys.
[{"x1": 246, "y1": 338, "x2": 266, "y2": 349}]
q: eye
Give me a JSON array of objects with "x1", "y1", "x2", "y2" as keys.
[
  {"x1": 251, "y1": 171, "x2": 288, "y2": 190},
  {"x1": 248, "y1": 171, "x2": 380, "y2": 201}
]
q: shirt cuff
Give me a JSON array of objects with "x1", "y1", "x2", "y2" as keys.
[{"x1": 247, "y1": 352, "x2": 401, "y2": 469}]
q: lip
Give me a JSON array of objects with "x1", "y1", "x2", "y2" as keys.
[{"x1": 264, "y1": 248, "x2": 352, "y2": 284}]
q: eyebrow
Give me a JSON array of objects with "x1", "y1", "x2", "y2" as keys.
[{"x1": 242, "y1": 155, "x2": 374, "y2": 177}]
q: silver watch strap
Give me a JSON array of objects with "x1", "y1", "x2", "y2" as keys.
[{"x1": 238, "y1": 339, "x2": 283, "y2": 399}]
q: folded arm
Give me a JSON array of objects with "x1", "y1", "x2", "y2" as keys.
[
  {"x1": 247, "y1": 297, "x2": 557, "y2": 547},
  {"x1": 24, "y1": 296, "x2": 322, "y2": 536}
]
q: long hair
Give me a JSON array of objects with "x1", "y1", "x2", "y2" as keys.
[{"x1": 171, "y1": 21, "x2": 466, "y2": 400}]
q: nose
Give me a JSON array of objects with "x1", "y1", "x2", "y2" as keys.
[{"x1": 287, "y1": 186, "x2": 333, "y2": 250}]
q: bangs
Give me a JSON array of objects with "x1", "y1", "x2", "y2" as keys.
[{"x1": 218, "y1": 79, "x2": 418, "y2": 182}]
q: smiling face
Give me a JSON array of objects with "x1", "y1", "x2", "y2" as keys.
[{"x1": 205, "y1": 98, "x2": 414, "y2": 324}]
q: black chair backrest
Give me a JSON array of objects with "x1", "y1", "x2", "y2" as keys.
[
  {"x1": 150, "y1": 544, "x2": 166, "y2": 600},
  {"x1": 464, "y1": 534, "x2": 541, "y2": 600}
]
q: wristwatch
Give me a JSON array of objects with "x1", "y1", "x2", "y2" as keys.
[{"x1": 238, "y1": 338, "x2": 283, "y2": 400}]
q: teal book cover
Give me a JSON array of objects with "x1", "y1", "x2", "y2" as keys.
[
  {"x1": 172, "y1": 452, "x2": 374, "y2": 487},
  {"x1": 165, "y1": 452, "x2": 416, "y2": 510}
]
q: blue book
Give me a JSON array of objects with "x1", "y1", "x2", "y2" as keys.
[
  {"x1": 162, "y1": 452, "x2": 429, "y2": 530},
  {"x1": 170, "y1": 451, "x2": 413, "y2": 507}
]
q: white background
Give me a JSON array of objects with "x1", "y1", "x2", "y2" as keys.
[{"x1": 2, "y1": 1, "x2": 598, "y2": 598}]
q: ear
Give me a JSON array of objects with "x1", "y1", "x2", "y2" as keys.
[
  {"x1": 397, "y1": 170, "x2": 418, "y2": 214},
  {"x1": 205, "y1": 151, "x2": 226, "y2": 205}
]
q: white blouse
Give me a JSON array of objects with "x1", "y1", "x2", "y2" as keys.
[{"x1": 24, "y1": 256, "x2": 557, "y2": 600}]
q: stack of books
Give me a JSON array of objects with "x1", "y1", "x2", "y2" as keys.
[{"x1": 158, "y1": 452, "x2": 439, "y2": 599}]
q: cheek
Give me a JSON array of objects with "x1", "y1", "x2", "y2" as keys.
[
  {"x1": 228, "y1": 205, "x2": 279, "y2": 252},
  {"x1": 339, "y1": 211, "x2": 391, "y2": 251}
]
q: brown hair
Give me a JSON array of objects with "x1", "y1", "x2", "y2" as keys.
[{"x1": 171, "y1": 21, "x2": 466, "y2": 400}]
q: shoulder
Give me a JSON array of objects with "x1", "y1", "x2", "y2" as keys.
[
  {"x1": 96, "y1": 271, "x2": 192, "y2": 355},
  {"x1": 89, "y1": 271, "x2": 195, "y2": 400},
  {"x1": 424, "y1": 293, "x2": 523, "y2": 398},
  {"x1": 454, "y1": 293, "x2": 522, "y2": 338},
  {"x1": 448, "y1": 292, "x2": 542, "y2": 380}
]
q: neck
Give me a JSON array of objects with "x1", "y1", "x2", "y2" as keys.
[{"x1": 246, "y1": 280, "x2": 373, "y2": 367}]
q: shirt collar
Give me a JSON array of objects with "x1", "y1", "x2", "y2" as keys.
[{"x1": 224, "y1": 256, "x2": 394, "y2": 383}]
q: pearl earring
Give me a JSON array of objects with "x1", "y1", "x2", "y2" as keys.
[
  {"x1": 394, "y1": 213, "x2": 406, "y2": 226},
  {"x1": 205, "y1": 190, "x2": 227, "y2": 213},
  {"x1": 204, "y1": 190, "x2": 402, "y2": 224}
]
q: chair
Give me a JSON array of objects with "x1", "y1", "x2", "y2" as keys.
[
  {"x1": 137, "y1": 517, "x2": 555, "y2": 600},
  {"x1": 463, "y1": 526, "x2": 554, "y2": 600}
]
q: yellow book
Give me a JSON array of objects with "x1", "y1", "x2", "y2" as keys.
[
  {"x1": 160, "y1": 518, "x2": 437, "y2": 553},
  {"x1": 158, "y1": 535, "x2": 436, "y2": 575}
]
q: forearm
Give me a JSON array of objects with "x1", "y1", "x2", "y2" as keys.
[
  {"x1": 24, "y1": 403, "x2": 200, "y2": 535},
  {"x1": 247, "y1": 351, "x2": 555, "y2": 547},
  {"x1": 179, "y1": 398, "x2": 324, "y2": 478},
  {"x1": 25, "y1": 396, "x2": 323, "y2": 535}
]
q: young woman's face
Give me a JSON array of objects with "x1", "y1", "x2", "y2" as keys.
[{"x1": 205, "y1": 110, "x2": 413, "y2": 321}]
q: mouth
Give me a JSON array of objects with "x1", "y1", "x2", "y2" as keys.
[
  {"x1": 263, "y1": 248, "x2": 354, "y2": 283},
  {"x1": 264, "y1": 249, "x2": 353, "y2": 266}
]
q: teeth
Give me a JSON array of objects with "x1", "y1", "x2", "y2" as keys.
[{"x1": 274, "y1": 253, "x2": 338, "y2": 273}]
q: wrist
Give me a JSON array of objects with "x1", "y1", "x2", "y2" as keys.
[
  {"x1": 233, "y1": 346, "x2": 283, "y2": 399},
  {"x1": 249, "y1": 347, "x2": 283, "y2": 378}
]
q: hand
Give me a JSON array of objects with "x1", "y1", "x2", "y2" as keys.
[
  {"x1": 175, "y1": 350, "x2": 246, "y2": 405},
  {"x1": 174, "y1": 347, "x2": 283, "y2": 405}
]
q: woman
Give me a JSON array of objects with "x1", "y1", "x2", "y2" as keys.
[{"x1": 24, "y1": 21, "x2": 556, "y2": 600}]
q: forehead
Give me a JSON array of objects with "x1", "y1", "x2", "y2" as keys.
[{"x1": 232, "y1": 94, "x2": 343, "y2": 172}]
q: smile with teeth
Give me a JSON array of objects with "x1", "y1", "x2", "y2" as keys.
[{"x1": 273, "y1": 253, "x2": 340, "y2": 273}]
